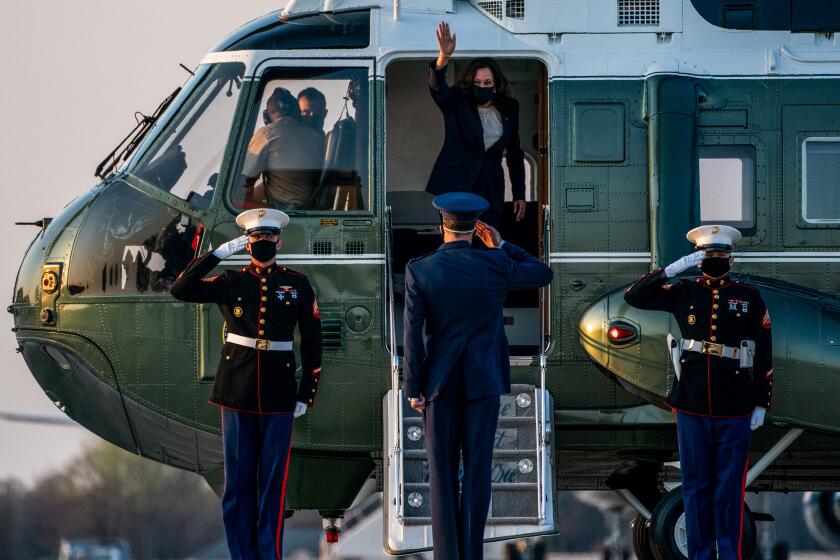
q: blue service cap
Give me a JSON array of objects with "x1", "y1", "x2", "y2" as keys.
[{"x1": 432, "y1": 192, "x2": 489, "y2": 218}]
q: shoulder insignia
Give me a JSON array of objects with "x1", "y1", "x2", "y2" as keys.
[
  {"x1": 762, "y1": 309, "x2": 771, "y2": 329},
  {"x1": 313, "y1": 299, "x2": 321, "y2": 319},
  {"x1": 280, "y1": 267, "x2": 305, "y2": 278},
  {"x1": 765, "y1": 368, "x2": 773, "y2": 380},
  {"x1": 661, "y1": 283, "x2": 675, "y2": 290},
  {"x1": 201, "y1": 275, "x2": 221, "y2": 283}
]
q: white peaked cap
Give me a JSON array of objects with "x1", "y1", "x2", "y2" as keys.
[
  {"x1": 235, "y1": 208, "x2": 290, "y2": 234},
  {"x1": 686, "y1": 224, "x2": 742, "y2": 251}
]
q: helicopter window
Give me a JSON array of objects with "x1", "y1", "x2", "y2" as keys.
[
  {"x1": 130, "y1": 62, "x2": 246, "y2": 208},
  {"x1": 67, "y1": 181, "x2": 204, "y2": 296},
  {"x1": 230, "y1": 66, "x2": 369, "y2": 212},
  {"x1": 699, "y1": 145, "x2": 755, "y2": 229},
  {"x1": 802, "y1": 138, "x2": 840, "y2": 223}
]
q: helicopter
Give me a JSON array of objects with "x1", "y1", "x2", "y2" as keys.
[{"x1": 10, "y1": 0, "x2": 840, "y2": 558}]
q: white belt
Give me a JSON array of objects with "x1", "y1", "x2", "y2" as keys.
[
  {"x1": 681, "y1": 339, "x2": 739, "y2": 360},
  {"x1": 226, "y1": 333, "x2": 293, "y2": 352}
]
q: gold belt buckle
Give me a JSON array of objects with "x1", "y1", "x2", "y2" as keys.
[
  {"x1": 702, "y1": 340, "x2": 723, "y2": 356},
  {"x1": 255, "y1": 338, "x2": 269, "y2": 351}
]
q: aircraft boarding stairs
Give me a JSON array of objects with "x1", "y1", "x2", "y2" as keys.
[{"x1": 382, "y1": 383, "x2": 557, "y2": 554}]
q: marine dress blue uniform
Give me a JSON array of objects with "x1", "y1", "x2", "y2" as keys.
[
  {"x1": 171, "y1": 209, "x2": 322, "y2": 559},
  {"x1": 624, "y1": 225, "x2": 772, "y2": 560},
  {"x1": 403, "y1": 193, "x2": 552, "y2": 560}
]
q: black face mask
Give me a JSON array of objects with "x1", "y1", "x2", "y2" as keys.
[
  {"x1": 249, "y1": 239, "x2": 277, "y2": 262},
  {"x1": 472, "y1": 85, "x2": 494, "y2": 106},
  {"x1": 700, "y1": 257, "x2": 730, "y2": 278}
]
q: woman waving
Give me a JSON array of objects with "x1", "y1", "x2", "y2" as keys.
[{"x1": 426, "y1": 21, "x2": 527, "y2": 228}]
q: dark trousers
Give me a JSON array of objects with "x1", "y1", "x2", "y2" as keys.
[
  {"x1": 221, "y1": 408, "x2": 294, "y2": 560},
  {"x1": 676, "y1": 411, "x2": 751, "y2": 560},
  {"x1": 424, "y1": 370, "x2": 501, "y2": 560}
]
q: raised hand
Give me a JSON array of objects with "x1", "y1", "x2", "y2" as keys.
[
  {"x1": 436, "y1": 21, "x2": 456, "y2": 56},
  {"x1": 663, "y1": 250, "x2": 705, "y2": 278},
  {"x1": 212, "y1": 235, "x2": 249, "y2": 260},
  {"x1": 475, "y1": 220, "x2": 502, "y2": 249}
]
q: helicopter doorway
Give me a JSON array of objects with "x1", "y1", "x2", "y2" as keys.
[{"x1": 384, "y1": 58, "x2": 549, "y2": 358}]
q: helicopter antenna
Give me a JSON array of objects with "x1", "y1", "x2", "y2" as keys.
[{"x1": 179, "y1": 63, "x2": 195, "y2": 77}]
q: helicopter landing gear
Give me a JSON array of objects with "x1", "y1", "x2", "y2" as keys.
[
  {"x1": 631, "y1": 514, "x2": 656, "y2": 560},
  {"x1": 647, "y1": 487, "x2": 757, "y2": 560}
]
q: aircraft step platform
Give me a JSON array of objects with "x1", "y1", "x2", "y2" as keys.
[{"x1": 382, "y1": 384, "x2": 557, "y2": 554}]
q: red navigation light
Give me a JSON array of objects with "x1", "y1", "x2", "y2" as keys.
[
  {"x1": 325, "y1": 528, "x2": 340, "y2": 543},
  {"x1": 607, "y1": 321, "x2": 638, "y2": 345}
]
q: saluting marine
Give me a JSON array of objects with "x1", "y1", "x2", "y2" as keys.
[
  {"x1": 170, "y1": 208, "x2": 322, "y2": 560},
  {"x1": 624, "y1": 225, "x2": 772, "y2": 560}
]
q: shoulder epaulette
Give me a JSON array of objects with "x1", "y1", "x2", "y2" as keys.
[{"x1": 278, "y1": 266, "x2": 305, "y2": 278}]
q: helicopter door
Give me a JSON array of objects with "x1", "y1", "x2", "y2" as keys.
[{"x1": 383, "y1": 59, "x2": 548, "y2": 356}]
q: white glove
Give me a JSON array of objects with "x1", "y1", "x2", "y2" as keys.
[
  {"x1": 294, "y1": 402, "x2": 308, "y2": 418},
  {"x1": 750, "y1": 407, "x2": 766, "y2": 431},
  {"x1": 212, "y1": 235, "x2": 249, "y2": 259},
  {"x1": 664, "y1": 250, "x2": 705, "y2": 278}
]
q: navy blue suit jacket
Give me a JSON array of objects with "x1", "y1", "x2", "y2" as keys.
[
  {"x1": 403, "y1": 240, "x2": 552, "y2": 401},
  {"x1": 426, "y1": 63, "x2": 526, "y2": 214}
]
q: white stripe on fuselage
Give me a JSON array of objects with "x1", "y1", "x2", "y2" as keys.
[{"x1": 222, "y1": 254, "x2": 386, "y2": 266}]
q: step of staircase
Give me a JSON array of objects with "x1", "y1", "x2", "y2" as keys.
[{"x1": 383, "y1": 384, "x2": 556, "y2": 554}]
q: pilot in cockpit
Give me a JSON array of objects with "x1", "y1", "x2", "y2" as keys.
[{"x1": 241, "y1": 87, "x2": 325, "y2": 210}]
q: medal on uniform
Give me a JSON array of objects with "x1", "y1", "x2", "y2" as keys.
[
  {"x1": 687, "y1": 314, "x2": 696, "y2": 325},
  {"x1": 233, "y1": 306, "x2": 243, "y2": 317}
]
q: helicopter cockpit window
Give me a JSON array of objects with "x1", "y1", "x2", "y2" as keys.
[
  {"x1": 230, "y1": 67, "x2": 369, "y2": 212},
  {"x1": 130, "y1": 62, "x2": 245, "y2": 209},
  {"x1": 68, "y1": 181, "x2": 204, "y2": 296}
]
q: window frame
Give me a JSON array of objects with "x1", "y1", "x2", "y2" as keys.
[
  {"x1": 123, "y1": 62, "x2": 247, "y2": 217},
  {"x1": 801, "y1": 136, "x2": 840, "y2": 225},
  {"x1": 697, "y1": 144, "x2": 757, "y2": 231},
  {"x1": 224, "y1": 57, "x2": 376, "y2": 217}
]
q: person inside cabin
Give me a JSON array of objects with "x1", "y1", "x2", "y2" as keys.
[
  {"x1": 241, "y1": 87, "x2": 325, "y2": 209},
  {"x1": 426, "y1": 21, "x2": 527, "y2": 231},
  {"x1": 297, "y1": 86, "x2": 329, "y2": 137}
]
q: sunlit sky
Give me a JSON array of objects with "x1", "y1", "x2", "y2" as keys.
[{"x1": 0, "y1": 0, "x2": 281, "y2": 484}]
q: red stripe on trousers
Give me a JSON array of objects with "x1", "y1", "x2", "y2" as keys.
[
  {"x1": 275, "y1": 428, "x2": 294, "y2": 559},
  {"x1": 737, "y1": 457, "x2": 749, "y2": 560}
]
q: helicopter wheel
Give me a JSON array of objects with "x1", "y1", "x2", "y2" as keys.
[
  {"x1": 649, "y1": 488, "x2": 757, "y2": 560},
  {"x1": 631, "y1": 514, "x2": 656, "y2": 560}
]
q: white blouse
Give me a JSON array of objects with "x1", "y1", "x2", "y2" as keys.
[{"x1": 478, "y1": 106, "x2": 503, "y2": 151}]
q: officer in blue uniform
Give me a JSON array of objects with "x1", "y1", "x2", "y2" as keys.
[
  {"x1": 403, "y1": 192, "x2": 552, "y2": 560},
  {"x1": 170, "y1": 208, "x2": 323, "y2": 560},
  {"x1": 624, "y1": 225, "x2": 773, "y2": 560}
]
